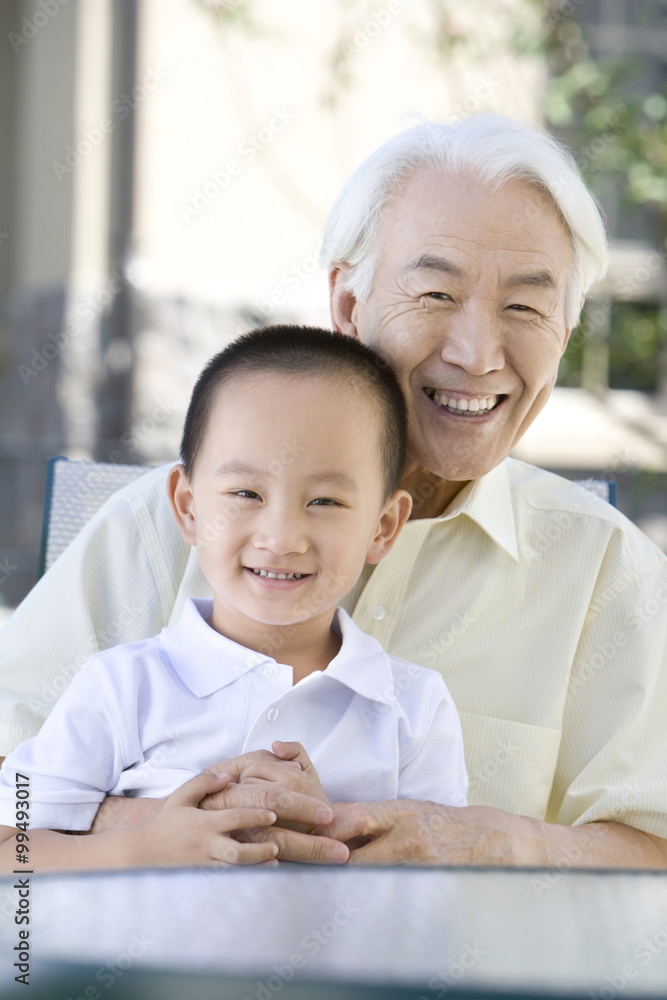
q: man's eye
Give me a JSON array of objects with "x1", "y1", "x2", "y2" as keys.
[
  {"x1": 427, "y1": 292, "x2": 451, "y2": 300},
  {"x1": 508, "y1": 304, "x2": 534, "y2": 312}
]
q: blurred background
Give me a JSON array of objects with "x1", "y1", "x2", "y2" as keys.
[{"x1": 0, "y1": 0, "x2": 666, "y2": 612}]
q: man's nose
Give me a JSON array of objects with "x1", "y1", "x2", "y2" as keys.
[
  {"x1": 439, "y1": 303, "x2": 505, "y2": 375},
  {"x1": 252, "y1": 506, "x2": 309, "y2": 556}
]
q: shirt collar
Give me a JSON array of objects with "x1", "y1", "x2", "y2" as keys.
[
  {"x1": 159, "y1": 599, "x2": 275, "y2": 697},
  {"x1": 321, "y1": 608, "x2": 395, "y2": 706},
  {"x1": 160, "y1": 600, "x2": 395, "y2": 705},
  {"x1": 438, "y1": 460, "x2": 519, "y2": 562}
]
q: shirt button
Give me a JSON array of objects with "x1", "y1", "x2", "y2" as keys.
[
  {"x1": 371, "y1": 605, "x2": 386, "y2": 621},
  {"x1": 264, "y1": 664, "x2": 277, "y2": 678},
  {"x1": 267, "y1": 708, "x2": 279, "y2": 722}
]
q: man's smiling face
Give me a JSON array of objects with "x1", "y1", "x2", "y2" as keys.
[{"x1": 332, "y1": 169, "x2": 575, "y2": 490}]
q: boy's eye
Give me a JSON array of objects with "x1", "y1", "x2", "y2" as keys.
[
  {"x1": 309, "y1": 497, "x2": 341, "y2": 507},
  {"x1": 231, "y1": 489, "x2": 261, "y2": 500}
]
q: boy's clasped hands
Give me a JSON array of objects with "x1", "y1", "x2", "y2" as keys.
[{"x1": 141, "y1": 741, "x2": 346, "y2": 868}]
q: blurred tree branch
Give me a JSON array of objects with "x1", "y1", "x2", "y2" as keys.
[{"x1": 544, "y1": 6, "x2": 667, "y2": 229}]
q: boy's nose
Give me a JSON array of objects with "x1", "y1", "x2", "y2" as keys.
[{"x1": 252, "y1": 510, "x2": 309, "y2": 556}]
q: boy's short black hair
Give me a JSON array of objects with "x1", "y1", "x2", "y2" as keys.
[{"x1": 180, "y1": 324, "x2": 408, "y2": 500}]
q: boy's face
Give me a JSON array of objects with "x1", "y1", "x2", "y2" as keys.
[{"x1": 169, "y1": 372, "x2": 410, "y2": 644}]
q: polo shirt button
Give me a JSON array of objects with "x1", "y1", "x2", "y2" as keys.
[
  {"x1": 371, "y1": 605, "x2": 386, "y2": 621},
  {"x1": 264, "y1": 665, "x2": 277, "y2": 678},
  {"x1": 267, "y1": 708, "x2": 279, "y2": 722}
]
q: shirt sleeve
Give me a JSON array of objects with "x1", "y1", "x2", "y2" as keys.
[
  {"x1": 0, "y1": 659, "x2": 128, "y2": 831},
  {"x1": 548, "y1": 554, "x2": 667, "y2": 840},
  {"x1": 397, "y1": 668, "x2": 469, "y2": 808},
  {"x1": 0, "y1": 463, "x2": 188, "y2": 756}
]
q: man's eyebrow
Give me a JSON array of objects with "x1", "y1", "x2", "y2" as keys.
[
  {"x1": 502, "y1": 271, "x2": 558, "y2": 292},
  {"x1": 409, "y1": 253, "x2": 464, "y2": 277},
  {"x1": 409, "y1": 255, "x2": 559, "y2": 294}
]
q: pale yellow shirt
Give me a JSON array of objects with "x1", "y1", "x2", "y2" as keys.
[{"x1": 1, "y1": 459, "x2": 665, "y2": 836}]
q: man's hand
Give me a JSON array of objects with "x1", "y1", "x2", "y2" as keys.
[
  {"x1": 316, "y1": 800, "x2": 667, "y2": 869},
  {"x1": 200, "y1": 744, "x2": 327, "y2": 801},
  {"x1": 205, "y1": 741, "x2": 330, "y2": 832},
  {"x1": 201, "y1": 743, "x2": 346, "y2": 854},
  {"x1": 270, "y1": 741, "x2": 330, "y2": 829},
  {"x1": 316, "y1": 801, "x2": 542, "y2": 865}
]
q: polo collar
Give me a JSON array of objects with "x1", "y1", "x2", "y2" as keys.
[
  {"x1": 438, "y1": 460, "x2": 519, "y2": 562},
  {"x1": 160, "y1": 600, "x2": 396, "y2": 705},
  {"x1": 159, "y1": 599, "x2": 275, "y2": 697},
  {"x1": 319, "y1": 608, "x2": 395, "y2": 706}
]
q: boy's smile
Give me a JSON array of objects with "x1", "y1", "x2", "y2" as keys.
[
  {"x1": 246, "y1": 567, "x2": 310, "y2": 586},
  {"x1": 169, "y1": 371, "x2": 410, "y2": 672}
]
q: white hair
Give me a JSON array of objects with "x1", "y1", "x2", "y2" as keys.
[{"x1": 320, "y1": 114, "x2": 609, "y2": 329}]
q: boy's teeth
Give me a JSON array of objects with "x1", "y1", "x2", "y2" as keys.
[
  {"x1": 427, "y1": 389, "x2": 498, "y2": 413},
  {"x1": 252, "y1": 569, "x2": 305, "y2": 580}
]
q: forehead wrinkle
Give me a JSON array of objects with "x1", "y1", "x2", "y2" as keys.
[
  {"x1": 396, "y1": 203, "x2": 571, "y2": 259},
  {"x1": 476, "y1": 244, "x2": 568, "y2": 293}
]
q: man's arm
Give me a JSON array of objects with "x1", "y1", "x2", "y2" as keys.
[{"x1": 317, "y1": 801, "x2": 667, "y2": 868}]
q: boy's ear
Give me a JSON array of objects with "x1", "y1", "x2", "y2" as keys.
[
  {"x1": 167, "y1": 464, "x2": 197, "y2": 545},
  {"x1": 365, "y1": 489, "x2": 412, "y2": 565}
]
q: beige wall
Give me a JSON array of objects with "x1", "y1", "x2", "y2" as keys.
[{"x1": 132, "y1": 0, "x2": 544, "y2": 317}]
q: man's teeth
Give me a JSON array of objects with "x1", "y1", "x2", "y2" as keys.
[
  {"x1": 427, "y1": 390, "x2": 499, "y2": 413},
  {"x1": 252, "y1": 569, "x2": 306, "y2": 580}
]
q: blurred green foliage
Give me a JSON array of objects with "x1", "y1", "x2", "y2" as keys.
[
  {"x1": 545, "y1": 53, "x2": 667, "y2": 217},
  {"x1": 194, "y1": 0, "x2": 256, "y2": 30},
  {"x1": 545, "y1": 4, "x2": 667, "y2": 394},
  {"x1": 607, "y1": 305, "x2": 667, "y2": 392},
  {"x1": 560, "y1": 301, "x2": 667, "y2": 392}
]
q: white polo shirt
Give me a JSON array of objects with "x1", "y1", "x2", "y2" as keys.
[{"x1": 0, "y1": 600, "x2": 468, "y2": 831}]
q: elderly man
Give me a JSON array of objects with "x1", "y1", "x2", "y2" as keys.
[{"x1": 1, "y1": 115, "x2": 665, "y2": 867}]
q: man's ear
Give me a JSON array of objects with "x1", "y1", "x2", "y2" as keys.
[
  {"x1": 329, "y1": 263, "x2": 360, "y2": 338},
  {"x1": 365, "y1": 490, "x2": 412, "y2": 565},
  {"x1": 562, "y1": 293, "x2": 585, "y2": 354},
  {"x1": 167, "y1": 464, "x2": 197, "y2": 545},
  {"x1": 561, "y1": 323, "x2": 574, "y2": 355}
]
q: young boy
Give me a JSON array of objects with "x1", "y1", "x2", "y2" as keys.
[{"x1": 0, "y1": 326, "x2": 467, "y2": 870}]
